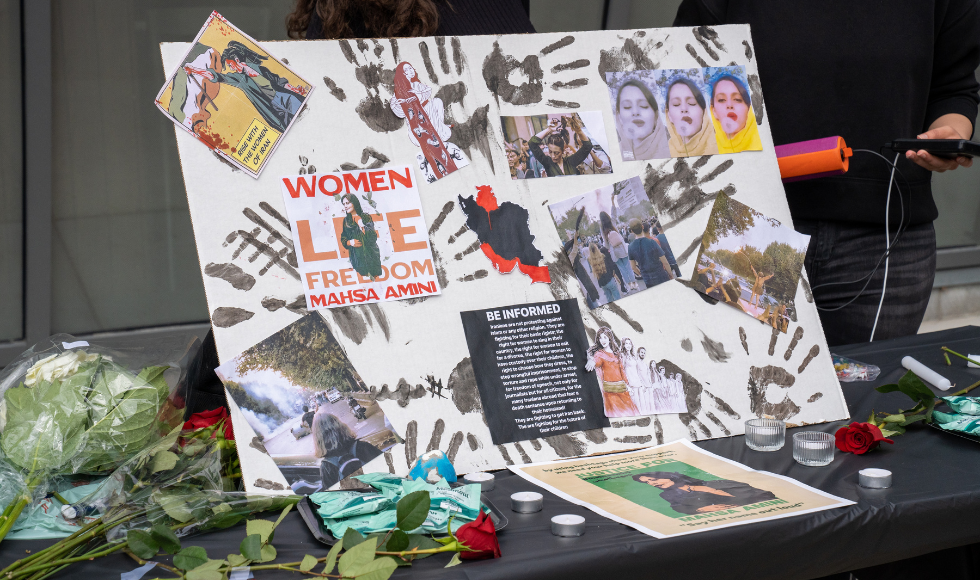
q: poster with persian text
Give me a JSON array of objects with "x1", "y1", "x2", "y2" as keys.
[
  {"x1": 162, "y1": 24, "x2": 850, "y2": 494},
  {"x1": 280, "y1": 165, "x2": 440, "y2": 310}
]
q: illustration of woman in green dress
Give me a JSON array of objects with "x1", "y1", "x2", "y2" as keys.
[{"x1": 340, "y1": 193, "x2": 383, "y2": 279}]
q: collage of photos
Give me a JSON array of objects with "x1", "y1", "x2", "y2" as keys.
[
  {"x1": 548, "y1": 176, "x2": 678, "y2": 309},
  {"x1": 501, "y1": 112, "x2": 613, "y2": 179},
  {"x1": 585, "y1": 325, "x2": 688, "y2": 418},
  {"x1": 605, "y1": 65, "x2": 762, "y2": 161},
  {"x1": 215, "y1": 315, "x2": 400, "y2": 494},
  {"x1": 693, "y1": 193, "x2": 810, "y2": 333}
]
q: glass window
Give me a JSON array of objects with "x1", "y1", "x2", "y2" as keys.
[
  {"x1": 50, "y1": 1, "x2": 294, "y2": 334},
  {"x1": 0, "y1": 0, "x2": 23, "y2": 342},
  {"x1": 932, "y1": 66, "x2": 980, "y2": 249}
]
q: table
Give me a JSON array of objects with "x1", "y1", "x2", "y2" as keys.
[{"x1": 3, "y1": 327, "x2": 980, "y2": 580}]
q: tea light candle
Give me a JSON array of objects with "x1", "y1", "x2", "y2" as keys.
[
  {"x1": 801, "y1": 440, "x2": 828, "y2": 449},
  {"x1": 551, "y1": 514, "x2": 586, "y2": 537},
  {"x1": 510, "y1": 491, "x2": 543, "y2": 513},
  {"x1": 859, "y1": 468, "x2": 892, "y2": 489},
  {"x1": 901, "y1": 356, "x2": 952, "y2": 390},
  {"x1": 463, "y1": 472, "x2": 495, "y2": 492}
]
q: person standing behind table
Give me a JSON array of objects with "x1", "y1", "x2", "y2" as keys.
[
  {"x1": 674, "y1": 1, "x2": 979, "y2": 346},
  {"x1": 653, "y1": 220, "x2": 682, "y2": 277},
  {"x1": 628, "y1": 219, "x2": 674, "y2": 288},
  {"x1": 289, "y1": 0, "x2": 535, "y2": 39},
  {"x1": 588, "y1": 242, "x2": 626, "y2": 304},
  {"x1": 528, "y1": 115, "x2": 594, "y2": 177}
]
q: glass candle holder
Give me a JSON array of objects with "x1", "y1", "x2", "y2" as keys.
[
  {"x1": 744, "y1": 418, "x2": 786, "y2": 451},
  {"x1": 793, "y1": 432, "x2": 835, "y2": 466}
]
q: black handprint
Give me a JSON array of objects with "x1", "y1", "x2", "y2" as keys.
[
  {"x1": 744, "y1": 325, "x2": 821, "y2": 421},
  {"x1": 483, "y1": 35, "x2": 592, "y2": 109}
]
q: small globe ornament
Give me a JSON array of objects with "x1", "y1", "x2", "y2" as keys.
[{"x1": 409, "y1": 450, "x2": 457, "y2": 483}]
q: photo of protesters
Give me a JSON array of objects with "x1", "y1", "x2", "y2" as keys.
[
  {"x1": 501, "y1": 112, "x2": 613, "y2": 179},
  {"x1": 548, "y1": 176, "x2": 675, "y2": 308},
  {"x1": 693, "y1": 193, "x2": 810, "y2": 333}
]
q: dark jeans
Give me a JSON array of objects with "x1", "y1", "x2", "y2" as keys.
[{"x1": 795, "y1": 220, "x2": 936, "y2": 347}]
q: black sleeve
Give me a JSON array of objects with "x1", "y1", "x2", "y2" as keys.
[
  {"x1": 566, "y1": 139, "x2": 593, "y2": 167},
  {"x1": 673, "y1": 0, "x2": 728, "y2": 26},
  {"x1": 925, "y1": 1, "x2": 980, "y2": 137},
  {"x1": 528, "y1": 135, "x2": 552, "y2": 171}
]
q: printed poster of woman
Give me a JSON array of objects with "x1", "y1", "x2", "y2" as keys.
[
  {"x1": 660, "y1": 69, "x2": 718, "y2": 158},
  {"x1": 632, "y1": 471, "x2": 777, "y2": 515},
  {"x1": 340, "y1": 193, "x2": 383, "y2": 279},
  {"x1": 389, "y1": 62, "x2": 470, "y2": 183},
  {"x1": 585, "y1": 327, "x2": 640, "y2": 417}
]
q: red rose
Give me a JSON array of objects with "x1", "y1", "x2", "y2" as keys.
[
  {"x1": 455, "y1": 510, "x2": 501, "y2": 560},
  {"x1": 834, "y1": 422, "x2": 892, "y2": 455},
  {"x1": 183, "y1": 407, "x2": 234, "y2": 440}
]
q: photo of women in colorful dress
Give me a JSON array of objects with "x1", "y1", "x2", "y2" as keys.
[
  {"x1": 605, "y1": 72, "x2": 670, "y2": 161},
  {"x1": 705, "y1": 66, "x2": 763, "y2": 154},
  {"x1": 501, "y1": 112, "x2": 613, "y2": 179},
  {"x1": 585, "y1": 326, "x2": 688, "y2": 417},
  {"x1": 548, "y1": 177, "x2": 676, "y2": 308},
  {"x1": 215, "y1": 315, "x2": 400, "y2": 494},
  {"x1": 390, "y1": 61, "x2": 469, "y2": 182},
  {"x1": 632, "y1": 471, "x2": 777, "y2": 516},
  {"x1": 155, "y1": 12, "x2": 313, "y2": 177},
  {"x1": 340, "y1": 193, "x2": 382, "y2": 280},
  {"x1": 693, "y1": 193, "x2": 810, "y2": 333}
]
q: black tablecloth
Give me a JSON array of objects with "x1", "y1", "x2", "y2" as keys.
[{"x1": 4, "y1": 327, "x2": 980, "y2": 579}]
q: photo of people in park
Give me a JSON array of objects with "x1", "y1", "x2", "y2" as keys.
[
  {"x1": 215, "y1": 315, "x2": 399, "y2": 494},
  {"x1": 584, "y1": 325, "x2": 688, "y2": 418},
  {"x1": 155, "y1": 12, "x2": 313, "y2": 177},
  {"x1": 693, "y1": 193, "x2": 810, "y2": 333},
  {"x1": 548, "y1": 176, "x2": 678, "y2": 309},
  {"x1": 501, "y1": 112, "x2": 613, "y2": 179}
]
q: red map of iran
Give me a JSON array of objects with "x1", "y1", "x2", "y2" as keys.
[{"x1": 457, "y1": 185, "x2": 551, "y2": 283}]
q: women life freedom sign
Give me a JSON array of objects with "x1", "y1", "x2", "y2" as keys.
[{"x1": 280, "y1": 165, "x2": 440, "y2": 309}]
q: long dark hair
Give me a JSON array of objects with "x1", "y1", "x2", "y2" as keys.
[
  {"x1": 287, "y1": 0, "x2": 441, "y2": 39},
  {"x1": 589, "y1": 326, "x2": 620, "y2": 357},
  {"x1": 341, "y1": 193, "x2": 372, "y2": 227},
  {"x1": 666, "y1": 77, "x2": 707, "y2": 111},
  {"x1": 710, "y1": 74, "x2": 751, "y2": 106},
  {"x1": 632, "y1": 471, "x2": 705, "y2": 486},
  {"x1": 616, "y1": 79, "x2": 659, "y2": 114},
  {"x1": 221, "y1": 41, "x2": 267, "y2": 65},
  {"x1": 599, "y1": 211, "x2": 615, "y2": 239},
  {"x1": 313, "y1": 412, "x2": 356, "y2": 457}
]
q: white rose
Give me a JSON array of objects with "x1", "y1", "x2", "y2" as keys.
[{"x1": 23, "y1": 350, "x2": 99, "y2": 387}]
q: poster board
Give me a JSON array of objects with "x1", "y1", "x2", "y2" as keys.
[{"x1": 161, "y1": 24, "x2": 849, "y2": 493}]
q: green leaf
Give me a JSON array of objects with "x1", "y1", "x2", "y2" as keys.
[
  {"x1": 900, "y1": 414, "x2": 928, "y2": 427},
  {"x1": 185, "y1": 560, "x2": 225, "y2": 580},
  {"x1": 152, "y1": 489, "x2": 194, "y2": 523},
  {"x1": 445, "y1": 553, "x2": 462, "y2": 568},
  {"x1": 126, "y1": 529, "x2": 159, "y2": 560},
  {"x1": 395, "y1": 491, "x2": 430, "y2": 532},
  {"x1": 239, "y1": 534, "x2": 262, "y2": 561},
  {"x1": 351, "y1": 557, "x2": 398, "y2": 580},
  {"x1": 879, "y1": 425, "x2": 904, "y2": 437},
  {"x1": 300, "y1": 554, "x2": 318, "y2": 572},
  {"x1": 150, "y1": 524, "x2": 181, "y2": 554},
  {"x1": 338, "y1": 538, "x2": 378, "y2": 577},
  {"x1": 246, "y1": 519, "x2": 275, "y2": 544},
  {"x1": 227, "y1": 554, "x2": 248, "y2": 567},
  {"x1": 405, "y1": 535, "x2": 442, "y2": 560},
  {"x1": 258, "y1": 544, "x2": 277, "y2": 563},
  {"x1": 174, "y1": 546, "x2": 209, "y2": 571},
  {"x1": 386, "y1": 529, "x2": 409, "y2": 553},
  {"x1": 342, "y1": 528, "x2": 365, "y2": 549},
  {"x1": 897, "y1": 371, "x2": 937, "y2": 403},
  {"x1": 875, "y1": 383, "x2": 901, "y2": 394},
  {"x1": 322, "y1": 539, "x2": 343, "y2": 575},
  {"x1": 273, "y1": 504, "x2": 294, "y2": 530},
  {"x1": 925, "y1": 398, "x2": 937, "y2": 424},
  {"x1": 150, "y1": 450, "x2": 179, "y2": 473},
  {"x1": 881, "y1": 414, "x2": 906, "y2": 423}
]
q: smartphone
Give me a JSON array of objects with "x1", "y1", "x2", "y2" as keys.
[{"x1": 886, "y1": 139, "x2": 980, "y2": 159}]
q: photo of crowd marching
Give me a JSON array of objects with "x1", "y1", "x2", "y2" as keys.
[
  {"x1": 548, "y1": 177, "x2": 678, "y2": 309},
  {"x1": 585, "y1": 326, "x2": 689, "y2": 418},
  {"x1": 501, "y1": 112, "x2": 613, "y2": 179},
  {"x1": 693, "y1": 193, "x2": 810, "y2": 333}
]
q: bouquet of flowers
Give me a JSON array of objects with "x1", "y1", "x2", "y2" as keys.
[{"x1": 0, "y1": 335, "x2": 199, "y2": 544}]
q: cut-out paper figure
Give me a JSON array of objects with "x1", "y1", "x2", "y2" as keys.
[
  {"x1": 390, "y1": 62, "x2": 469, "y2": 183},
  {"x1": 457, "y1": 185, "x2": 551, "y2": 283}
]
